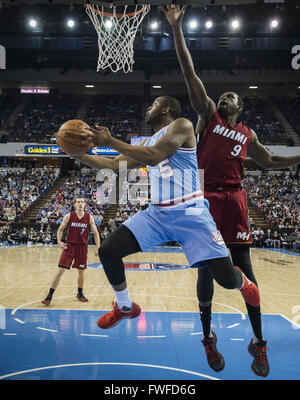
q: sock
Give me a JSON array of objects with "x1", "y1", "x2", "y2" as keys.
[
  {"x1": 199, "y1": 303, "x2": 213, "y2": 339},
  {"x1": 48, "y1": 288, "x2": 55, "y2": 298},
  {"x1": 78, "y1": 287, "x2": 83, "y2": 296},
  {"x1": 114, "y1": 288, "x2": 132, "y2": 310},
  {"x1": 246, "y1": 302, "x2": 263, "y2": 342}
]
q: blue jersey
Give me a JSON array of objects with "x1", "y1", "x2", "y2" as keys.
[{"x1": 145, "y1": 124, "x2": 202, "y2": 205}]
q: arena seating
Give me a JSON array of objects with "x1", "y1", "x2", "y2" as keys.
[
  {"x1": 243, "y1": 172, "x2": 300, "y2": 250},
  {"x1": 0, "y1": 167, "x2": 59, "y2": 224},
  {"x1": 0, "y1": 93, "x2": 297, "y2": 145},
  {"x1": 272, "y1": 94, "x2": 300, "y2": 138}
]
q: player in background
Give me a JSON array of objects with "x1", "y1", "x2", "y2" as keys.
[
  {"x1": 42, "y1": 196, "x2": 100, "y2": 305},
  {"x1": 76, "y1": 96, "x2": 260, "y2": 347},
  {"x1": 162, "y1": 4, "x2": 300, "y2": 377}
]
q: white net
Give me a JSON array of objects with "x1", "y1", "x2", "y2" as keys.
[{"x1": 85, "y1": 4, "x2": 150, "y2": 73}]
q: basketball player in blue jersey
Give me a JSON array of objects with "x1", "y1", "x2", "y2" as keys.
[{"x1": 78, "y1": 96, "x2": 260, "y2": 332}]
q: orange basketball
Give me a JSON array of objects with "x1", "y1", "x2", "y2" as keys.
[{"x1": 55, "y1": 119, "x2": 92, "y2": 156}]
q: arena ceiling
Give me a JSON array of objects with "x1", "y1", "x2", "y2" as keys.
[{"x1": 0, "y1": 0, "x2": 299, "y2": 72}]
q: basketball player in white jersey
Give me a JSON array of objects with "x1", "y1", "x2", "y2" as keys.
[{"x1": 77, "y1": 96, "x2": 260, "y2": 332}]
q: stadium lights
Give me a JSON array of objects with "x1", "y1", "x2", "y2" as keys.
[
  {"x1": 28, "y1": 18, "x2": 38, "y2": 28},
  {"x1": 205, "y1": 20, "x2": 213, "y2": 29},
  {"x1": 231, "y1": 19, "x2": 240, "y2": 30},
  {"x1": 105, "y1": 19, "x2": 113, "y2": 30},
  {"x1": 67, "y1": 18, "x2": 75, "y2": 28},
  {"x1": 150, "y1": 21, "x2": 159, "y2": 30},
  {"x1": 189, "y1": 19, "x2": 198, "y2": 29},
  {"x1": 270, "y1": 19, "x2": 279, "y2": 29}
]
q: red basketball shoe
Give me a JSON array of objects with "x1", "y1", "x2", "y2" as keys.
[
  {"x1": 97, "y1": 301, "x2": 141, "y2": 329},
  {"x1": 76, "y1": 293, "x2": 88, "y2": 302},
  {"x1": 41, "y1": 297, "x2": 52, "y2": 306},
  {"x1": 235, "y1": 266, "x2": 260, "y2": 307},
  {"x1": 248, "y1": 339, "x2": 270, "y2": 377},
  {"x1": 201, "y1": 332, "x2": 225, "y2": 372}
]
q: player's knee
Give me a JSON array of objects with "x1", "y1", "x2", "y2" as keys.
[
  {"x1": 207, "y1": 256, "x2": 238, "y2": 290},
  {"x1": 98, "y1": 240, "x2": 116, "y2": 263}
]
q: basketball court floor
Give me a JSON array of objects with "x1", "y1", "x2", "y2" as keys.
[{"x1": 0, "y1": 244, "x2": 299, "y2": 381}]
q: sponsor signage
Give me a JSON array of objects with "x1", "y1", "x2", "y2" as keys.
[
  {"x1": 88, "y1": 146, "x2": 120, "y2": 156},
  {"x1": 20, "y1": 88, "x2": 50, "y2": 94},
  {"x1": 24, "y1": 145, "x2": 62, "y2": 155}
]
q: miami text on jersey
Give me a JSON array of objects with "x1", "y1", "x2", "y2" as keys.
[{"x1": 213, "y1": 124, "x2": 248, "y2": 145}]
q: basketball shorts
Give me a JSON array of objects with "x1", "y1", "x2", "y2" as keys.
[
  {"x1": 204, "y1": 189, "x2": 252, "y2": 245},
  {"x1": 58, "y1": 243, "x2": 88, "y2": 270},
  {"x1": 123, "y1": 197, "x2": 229, "y2": 268}
]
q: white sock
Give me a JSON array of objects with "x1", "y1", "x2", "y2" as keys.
[
  {"x1": 253, "y1": 335, "x2": 263, "y2": 344},
  {"x1": 114, "y1": 288, "x2": 132, "y2": 310}
]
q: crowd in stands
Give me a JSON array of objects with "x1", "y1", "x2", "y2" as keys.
[
  {"x1": 0, "y1": 167, "x2": 59, "y2": 223},
  {"x1": 250, "y1": 226, "x2": 300, "y2": 252},
  {"x1": 35, "y1": 169, "x2": 108, "y2": 227},
  {"x1": 0, "y1": 157, "x2": 299, "y2": 252},
  {"x1": 7, "y1": 94, "x2": 82, "y2": 143},
  {"x1": 239, "y1": 97, "x2": 288, "y2": 145},
  {"x1": 0, "y1": 94, "x2": 21, "y2": 130},
  {"x1": 0, "y1": 223, "x2": 55, "y2": 246},
  {"x1": 85, "y1": 96, "x2": 143, "y2": 143},
  {"x1": 243, "y1": 171, "x2": 300, "y2": 251},
  {"x1": 272, "y1": 94, "x2": 300, "y2": 138},
  {"x1": 0, "y1": 92, "x2": 297, "y2": 145}
]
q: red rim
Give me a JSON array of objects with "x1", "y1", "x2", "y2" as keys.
[{"x1": 84, "y1": 4, "x2": 150, "y2": 19}]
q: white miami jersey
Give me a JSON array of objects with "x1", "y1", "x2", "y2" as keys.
[{"x1": 145, "y1": 124, "x2": 202, "y2": 206}]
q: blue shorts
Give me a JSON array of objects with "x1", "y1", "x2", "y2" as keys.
[{"x1": 123, "y1": 198, "x2": 229, "y2": 268}]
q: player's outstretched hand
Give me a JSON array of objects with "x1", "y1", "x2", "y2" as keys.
[
  {"x1": 83, "y1": 125, "x2": 112, "y2": 147},
  {"x1": 160, "y1": 2, "x2": 190, "y2": 27}
]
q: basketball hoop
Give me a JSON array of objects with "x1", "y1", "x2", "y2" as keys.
[{"x1": 85, "y1": 3, "x2": 150, "y2": 73}]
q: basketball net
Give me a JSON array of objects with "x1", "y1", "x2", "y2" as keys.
[{"x1": 85, "y1": 4, "x2": 150, "y2": 73}]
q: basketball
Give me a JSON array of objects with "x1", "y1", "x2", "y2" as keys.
[{"x1": 55, "y1": 119, "x2": 92, "y2": 157}]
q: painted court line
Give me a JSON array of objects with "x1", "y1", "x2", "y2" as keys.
[
  {"x1": 80, "y1": 333, "x2": 109, "y2": 338},
  {"x1": 0, "y1": 362, "x2": 220, "y2": 380},
  {"x1": 137, "y1": 335, "x2": 166, "y2": 339},
  {"x1": 36, "y1": 327, "x2": 58, "y2": 333},
  {"x1": 14, "y1": 318, "x2": 25, "y2": 324},
  {"x1": 227, "y1": 323, "x2": 240, "y2": 329}
]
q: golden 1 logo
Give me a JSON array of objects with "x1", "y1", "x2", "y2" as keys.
[{"x1": 0, "y1": 45, "x2": 6, "y2": 70}]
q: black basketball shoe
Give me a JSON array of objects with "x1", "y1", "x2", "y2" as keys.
[
  {"x1": 201, "y1": 331, "x2": 225, "y2": 372},
  {"x1": 248, "y1": 339, "x2": 269, "y2": 377}
]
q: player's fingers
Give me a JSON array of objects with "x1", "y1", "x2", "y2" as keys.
[
  {"x1": 85, "y1": 127, "x2": 98, "y2": 134},
  {"x1": 182, "y1": 0, "x2": 191, "y2": 12},
  {"x1": 95, "y1": 125, "x2": 107, "y2": 131}
]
